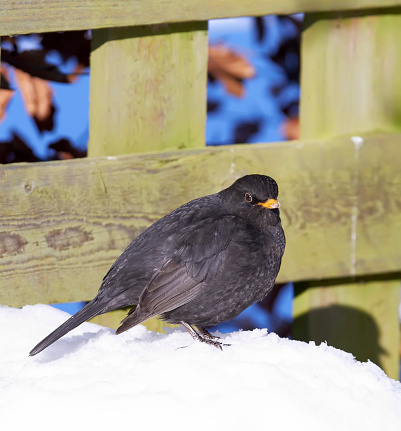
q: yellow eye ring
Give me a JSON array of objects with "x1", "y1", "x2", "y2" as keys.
[{"x1": 245, "y1": 193, "x2": 253, "y2": 203}]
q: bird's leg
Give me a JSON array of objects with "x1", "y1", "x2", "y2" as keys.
[
  {"x1": 180, "y1": 321, "x2": 226, "y2": 350},
  {"x1": 197, "y1": 326, "x2": 220, "y2": 340}
]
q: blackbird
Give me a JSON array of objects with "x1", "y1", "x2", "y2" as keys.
[{"x1": 29, "y1": 174, "x2": 285, "y2": 355}]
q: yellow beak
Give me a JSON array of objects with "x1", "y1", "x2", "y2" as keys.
[{"x1": 257, "y1": 198, "x2": 280, "y2": 209}]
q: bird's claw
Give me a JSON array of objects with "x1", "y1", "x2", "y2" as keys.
[
  {"x1": 198, "y1": 326, "x2": 221, "y2": 340},
  {"x1": 200, "y1": 338, "x2": 231, "y2": 350},
  {"x1": 181, "y1": 321, "x2": 229, "y2": 350}
]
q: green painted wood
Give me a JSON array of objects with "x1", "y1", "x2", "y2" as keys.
[
  {"x1": 87, "y1": 22, "x2": 206, "y2": 329},
  {"x1": 1, "y1": 134, "x2": 401, "y2": 308},
  {"x1": 1, "y1": 1, "x2": 401, "y2": 36},
  {"x1": 89, "y1": 308, "x2": 130, "y2": 330},
  {"x1": 88, "y1": 22, "x2": 208, "y2": 157},
  {"x1": 295, "y1": 10, "x2": 401, "y2": 379},
  {"x1": 300, "y1": 9, "x2": 401, "y2": 139},
  {"x1": 90, "y1": 308, "x2": 179, "y2": 332},
  {"x1": 293, "y1": 279, "x2": 401, "y2": 380}
]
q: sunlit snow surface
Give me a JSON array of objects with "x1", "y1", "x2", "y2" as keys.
[{"x1": 1, "y1": 304, "x2": 400, "y2": 430}]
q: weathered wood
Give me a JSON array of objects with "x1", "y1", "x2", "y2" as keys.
[
  {"x1": 88, "y1": 22, "x2": 206, "y2": 330},
  {"x1": 293, "y1": 278, "x2": 401, "y2": 381},
  {"x1": 300, "y1": 9, "x2": 401, "y2": 139},
  {"x1": 1, "y1": 1, "x2": 401, "y2": 36},
  {"x1": 296, "y1": 10, "x2": 401, "y2": 379},
  {"x1": 89, "y1": 23, "x2": 208, "y2": 156},
  {"x1": 89, "y1": 308, "x2": 179, "y2": 332},
  {"x1": 89, "y1": 308, "x2": 130, "y2": 330},
  {"x1": 1, "y1": 134, "x2": 401, "y2": 308}
]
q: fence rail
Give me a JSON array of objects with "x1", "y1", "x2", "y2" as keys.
[
  {"x1": 1, "y1": 0, "x2": 401, "y2": 35},
  {"x1": 1, "y1": 133, "x2": 401, "y2": 306}
]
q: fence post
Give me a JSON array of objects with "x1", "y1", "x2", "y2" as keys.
[
  {"x1": 294, "y1": 10, "x2": 401, "y2": 379},
  {"x1": 87, "y1": 22, "x2": 208, "y2": 330}
]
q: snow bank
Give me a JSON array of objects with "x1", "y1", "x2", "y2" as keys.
[{"x1": 1, "y1": 304, "x2": 400, "y2": 430}]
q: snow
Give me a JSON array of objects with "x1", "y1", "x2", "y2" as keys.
[{"x1": 1, "y1": 304, "x2": 400, "y2": 430}]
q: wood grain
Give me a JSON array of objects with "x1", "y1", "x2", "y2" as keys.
[
  {"x1": 89, "y1": 22, "x2": 208, "y2": 156},
  {"x1": 293, "y1": 279, "x2": 401, "y2": 381},
  {"x1": 1, "y1": 1, "x2": 401, "y2": 36},
  {"x1": 296, "y1": 9, "x2": 401, "y2": 379},
  {"x1": 1, "y1": 134, "x2": 401, "y2": 308},
  {"x1": 88, "y1": 22, "x2": 207, "y2": 330},
  {"x1": 300, "y1": 10, "x2": 401, "y2": 139}
]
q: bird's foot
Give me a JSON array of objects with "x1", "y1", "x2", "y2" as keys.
[
  {"x1": 181, "y1": 321, "x2": 230, "y2": 350},
  {"x1": 198, "y1": 326, "x2": 220, "y2": 340},
  {"x1": 200, "y1": 337, "x2": 225, "y2": 350}
]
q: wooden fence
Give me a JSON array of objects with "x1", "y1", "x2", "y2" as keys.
[{"x1": 1, "y1": 1, "x2": 400, "y2": 379}]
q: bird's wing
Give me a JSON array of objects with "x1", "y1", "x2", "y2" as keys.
[
  {"x1": 136, "y1": 259, "x2": 203, "y2": 315},
  {"x1": 95, "y1": 196, "x2": 221, "y2": 309},
  {"x1": 116, "y1": 215, "x2": 238, "y2": 333}
]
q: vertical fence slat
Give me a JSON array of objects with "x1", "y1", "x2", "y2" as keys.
[
  {"x1": 87, "y1": 22, "x2": 208, "y2": 330},
  {"x1": 295, "y1": 10, "x2": 401, "y2": 379},
  {"x1": 88, "y1": 22, "x2": 208, "y2": 157},
  {"x1": 300, "y1": 9, "x2": 401, "y2": 138},
  {"x1": 294, "y1": 279, "x2": 400, "y2": 379}
]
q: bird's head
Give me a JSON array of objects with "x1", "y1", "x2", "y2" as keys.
[{"x1": 220, "y1": 174, "x2": 282, "y2": 228}]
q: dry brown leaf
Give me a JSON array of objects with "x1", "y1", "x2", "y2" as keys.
[
  {"x1": 68, "y1": 62, "x2": 86, "y2": 83},
  {"x1": 15, "y1": 69, "x2": 37, "y2": 116},
  {"x1": 208, "y1": 45, "x2": 255, "y2": 79},
  {"x1": 0, "y1": 90, "x2": 14, "y2": 122},
  {"x1": 216, "y1": 73, "x2": 244, "y2": 98},
  {"x1": 33, "y1": 77, "x2": 53, "y2": 120},
  {"x1": 57, "y1": 151, "x2": 75, "y2": 160},
  {"x1": 208, "y1": 45, "x2": 255, "y2": 97},
  {"x1": 281, "y1": 117, "x2": 300, "y2": 140},
  {"x1": 15, "y1": 68, "x2": 53, "y2": 120},
  {"x1": 0, "y1": 66, "x2": 14, "y2": 122}
]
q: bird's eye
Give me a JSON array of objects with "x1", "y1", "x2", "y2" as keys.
[{"x1": 245, "y1": 193, "x2": 253, "y2": 203}]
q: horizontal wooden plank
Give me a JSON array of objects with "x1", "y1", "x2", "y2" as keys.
[
  {"x1": 1, "y1": 1, "x2": 401, "y2": 35},
  {"x1": 1, "y1": 133, "x2": 401, "y2": 307}
]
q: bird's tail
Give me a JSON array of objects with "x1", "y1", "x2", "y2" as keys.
[{"x1": 29, "y1": 300, "x2": 106, "y2": 356}]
